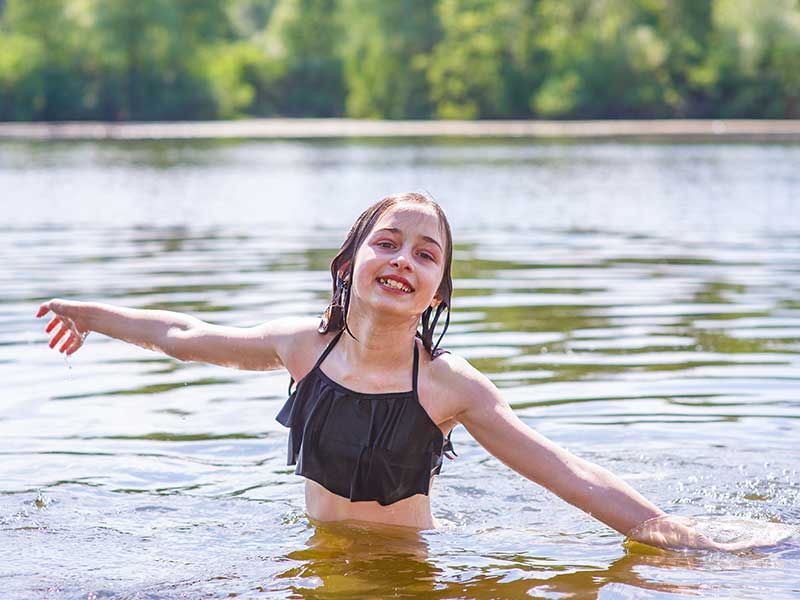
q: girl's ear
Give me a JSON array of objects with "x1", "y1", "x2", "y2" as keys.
[{"x1": 430, "y1": 293, "x2": 443, "y2": 309}]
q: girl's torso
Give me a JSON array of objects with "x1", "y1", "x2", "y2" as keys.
[{"x1": 279, "y1": 325, "x2": 458, "y2": 529}]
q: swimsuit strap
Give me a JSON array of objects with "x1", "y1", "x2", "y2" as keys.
[
  {"x1": 313, "y1": 328, "x2": 345, "y2": 371},
  {"x1": 288, "y1": 329, "x2": 345, "y2": 395},
  {"x1": 412, "y1": 339, "x2": 420, "y2": 396},
  {"x1": 290, "y1": 330, "x2": 419, "y2": 396}
]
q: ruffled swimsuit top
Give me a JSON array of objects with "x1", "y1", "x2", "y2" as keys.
[{"x1": 276, "y1": 329, "x2": 455, "y2": 506}]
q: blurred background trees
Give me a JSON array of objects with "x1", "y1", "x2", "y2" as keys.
[{"x1": 0, "y1": 0, "x2": 798, "y2": 120}]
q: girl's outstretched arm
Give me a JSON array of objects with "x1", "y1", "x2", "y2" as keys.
[
  {"x1": 36, "y1": 298, "x2": 307, "y2": 371},
  {"x1": 442, "y1": 354, "x2": 744, "y2": 551}
]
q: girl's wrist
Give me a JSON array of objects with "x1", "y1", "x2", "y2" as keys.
[{"x1": 65, "y1": 299, "x2": 95, "y2": 333}]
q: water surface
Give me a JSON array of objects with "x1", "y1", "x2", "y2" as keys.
[{"x1": 2, "y1": 139, "x2": 799, "y2": 598}]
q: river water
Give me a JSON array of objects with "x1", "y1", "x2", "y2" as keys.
[{"x1": 1, "y1": 139, "x2": 799, "y2": 599}]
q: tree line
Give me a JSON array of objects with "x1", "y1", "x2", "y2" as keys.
[{"x1": 1, "y1": 0, "x2": 798, "y2": 121}]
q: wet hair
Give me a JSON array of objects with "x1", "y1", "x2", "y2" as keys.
[{"x1": 318, "y1": 192, "x2": 453, "y2": 357}]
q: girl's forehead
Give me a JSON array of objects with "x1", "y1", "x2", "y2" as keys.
[{"x1": 370, "y1": 205, "x2": 443, "y2": 241}]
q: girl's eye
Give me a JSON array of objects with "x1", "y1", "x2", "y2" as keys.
[
  {"x1": 377, "y1": 241, "x2": 394, "y2": 249},
  {"x1": 419, "y1": 252, "x2": 435, "y2": 261}
]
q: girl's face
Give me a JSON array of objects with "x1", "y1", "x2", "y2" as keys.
[{"x1": 349, "y1": 204, "x2": 446, "y2": 319}]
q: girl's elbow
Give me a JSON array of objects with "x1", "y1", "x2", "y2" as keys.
[{"x1": 162, "y1": 325, "x2": 200, "y2": 361}]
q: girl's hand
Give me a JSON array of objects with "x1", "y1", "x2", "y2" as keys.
[
  {"x1": 626, "y1": 515, "x2": 790, "y2": 552},
  {"x1": 627, "y1": 517, "x2": 722, "y2": 550},
  {"x1": 36, "y1": 299, "x2": 92, "y2": 355}
]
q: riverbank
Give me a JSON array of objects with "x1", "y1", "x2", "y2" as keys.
[{"x1": 2, "y1": 119, "x2": 800, "y2": 141}]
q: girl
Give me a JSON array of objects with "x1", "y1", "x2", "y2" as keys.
[{"x1": 36, "y1": 192, "x2": 749, "y2": 550}]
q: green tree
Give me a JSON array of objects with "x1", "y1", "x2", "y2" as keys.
[
  {"x1": 339, "y1": 0, "x2": 441, "y2": 118},
  {"x1": 203, "y1": 40, "x2": 282, "y2": 118},
  {"x1": 427, "y1": 0, "x2": 516, "y2": 119},
  {"x1": 0, "y1": 31, "x2": 47, "y2": 120},
  {"x1": 2, "y1": 0, "x2": 800, "y2": 120},
  {"x1": 649, "y1": 0, "x2": 715, "y2": 117},
  {"x1": 531, "y1": 0, "x2": 680, "y2": 118},
  {"x1": 90, "y1": 0, "x2": 231, "y2": 120},
  {"x1": 700, "y1": 0, "x2": 800, "y2": 117},
  {"x1": 265, "y1": 0, "x2": 345, "y2": 116},
  {"x1": 0, "y1": 0, "x2": 89, "y2": 119}
]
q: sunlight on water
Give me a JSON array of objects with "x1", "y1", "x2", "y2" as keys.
[{"x1": 1, "y1": 139, "x2": 799, "y2": 598}]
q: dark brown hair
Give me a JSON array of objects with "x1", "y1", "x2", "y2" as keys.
[{"x1": 318, "y1": 192, "x2": 453, "y2": 357}]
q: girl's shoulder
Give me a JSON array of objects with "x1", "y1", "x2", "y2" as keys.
[
  {"x1": 426, "y1": 348, "x2": 485, "y2": 386},
  {"x1": 420, "y1": 343, "x2": 501, "y2": 414},
  {"x1": 274, "y1": 316, "x2": 337, "y2": 374}
]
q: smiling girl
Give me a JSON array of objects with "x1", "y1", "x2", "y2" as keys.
[{"x1": 36, "y1": 192, "x2": 750, "y2": 550}]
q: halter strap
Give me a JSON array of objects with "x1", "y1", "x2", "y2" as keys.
[
  {"x1": 288, "y1": 329, "x2": 345, "y2": 395},
  {"x1": 289, "y1": 329, "x2": 420, "y2": 396},
  {"x1": 314, "y1": 328, "x2": 345, "y2": 371},
  {"x1": 323, "y1": 329, "x2": 418, "y2": 392},
  {"x1": 411, "y1": 340, "x2": 420, "y2": 395}
]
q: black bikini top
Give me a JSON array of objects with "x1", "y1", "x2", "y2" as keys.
[{"x1": 276, "y1": 329, "x2": 456, "y2": 506}]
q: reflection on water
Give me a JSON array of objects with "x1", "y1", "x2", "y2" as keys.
[
  {"x1": 278, "y1": 522, "x2": 438, "y2": 598},
  {"x1": 274, "y1": 519, "x2": 762, "y2": 599},
  {"x1": 274, "y1": 518, "x2": 798, "y2": 599},
  {"x1": 1, "y1": 139, "x2": 799, "y2": 598}
]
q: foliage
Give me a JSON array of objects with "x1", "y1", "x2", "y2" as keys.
[
  {"x1": 339, "y1": 0, "x2": 441, "y2": 118},
  {"x1": 265, "y1": 0, "x2": 345, "y2": 116},
  {"x1": 203, "y1": 41, "x2": 282, "y2": 118},
  {"x1": 0, "y1": 0, "x2": 799, "y2": 120},
  {"x1": 427, "y1": 0, "x2": 516, "y2": 119}
]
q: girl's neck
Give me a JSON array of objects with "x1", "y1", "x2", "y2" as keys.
[{"x1": 336, "y1": 311, "x2": 420, "y2": 372}]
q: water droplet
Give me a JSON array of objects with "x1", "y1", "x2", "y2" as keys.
[
  {"x1": 34, "y1": 490, "x2": 51, "y2": 510},
  {"x1": 63, "y1": 354, "x2": 73, "y2": 381}
]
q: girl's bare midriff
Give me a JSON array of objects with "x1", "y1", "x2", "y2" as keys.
[{"x1": 305, "y1": 479, "x2": 438, "y2": 530}]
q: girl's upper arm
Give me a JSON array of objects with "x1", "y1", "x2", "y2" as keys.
[
  {"x1": 448, "y1": 357, "x2": 585, "y2": 492},
  {"x1": 169, "y1": 315, "x2": 316, "y2": 371}
]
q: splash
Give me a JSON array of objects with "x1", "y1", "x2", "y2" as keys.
[{"x1": 627, "y1": 515, "x2": 798, "y2": 552}]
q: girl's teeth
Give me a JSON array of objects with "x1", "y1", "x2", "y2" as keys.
[{"x1": 380, "y1": 278, "x2": 411, "y2": 292}]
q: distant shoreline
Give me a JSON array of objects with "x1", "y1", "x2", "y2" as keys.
[{"x1": 2, "y1": 118, "x2": 800, "y2": 141}]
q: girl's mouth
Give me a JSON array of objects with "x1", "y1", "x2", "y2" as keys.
[{"x1": 376, "y1": 277, "x2": 414, "y2": 293}]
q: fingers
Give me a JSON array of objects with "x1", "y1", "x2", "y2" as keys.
[
  {"x1": 45, "y1": 316, "x2": 61, "y2": 333},
  {"x1": 49, "y1": 323, "x2": 70, "y2": 349},
  {"x1": 67, "y1": 335, "x2": 85, "y2": 355},
  {"x1": 60, "y1": 332, "x2": 82, "y2": 355},
  {"x1": 39, "y1": 300, "x2": 85, "y2": 355},
  {"x1": 59, "y1": 334, "x2": 72, "y2": 354}
]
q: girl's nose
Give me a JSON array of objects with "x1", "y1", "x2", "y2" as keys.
[{"x1": 390, "y1": 253, "x2": 412, "y2": 270}]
